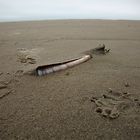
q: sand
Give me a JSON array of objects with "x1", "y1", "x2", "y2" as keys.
[{"x1": 0, "y1": 19, "x2": 140, "y2": 139}]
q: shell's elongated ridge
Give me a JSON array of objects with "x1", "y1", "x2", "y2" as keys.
[{"x1": 36, "y1": 54, "x2": 92, "y2": 76}]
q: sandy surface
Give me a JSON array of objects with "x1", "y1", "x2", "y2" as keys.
[{"x1": 0, "y1": 20, "x2": 140, "y2": 140}]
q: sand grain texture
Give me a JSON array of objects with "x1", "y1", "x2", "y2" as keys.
[{"x1": 0, "y1": 20, "x2": 140, "y2": 140}]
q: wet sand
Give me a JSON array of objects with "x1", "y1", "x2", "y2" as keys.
[{"x1": 0, "y1": 20, "x2": 140, "y2": 139}]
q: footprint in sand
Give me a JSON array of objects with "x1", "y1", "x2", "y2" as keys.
[
  {"x1": 0, "y1": 81, "x2": 12, "y2": 100},
  {"x1": 0, "y1": 73, "x2": 18, "y2": 100},
  {"x1": 17, "y1": 48, "x2": 40, "y2": 64},
  {"x1": 91, "y1": 89, "x2": 139, "y2": 119}
]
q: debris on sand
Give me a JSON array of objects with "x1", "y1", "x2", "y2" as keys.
[
  {"x1": 84, "y1": 44, "x2": 110, "y2": 56},
  {"x1": 33, "y1": 44, "x2": 110, "y2": 76}
]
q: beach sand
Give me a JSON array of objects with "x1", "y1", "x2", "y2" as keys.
[{"x1": 0, "y1": 20, "x2": 140, "y2": 139}]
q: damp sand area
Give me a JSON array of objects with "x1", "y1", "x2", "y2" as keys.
[{"x1": 0, "y1": 20, "x2": 140, "y2": 139}]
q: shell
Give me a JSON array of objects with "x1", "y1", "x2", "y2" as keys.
[{"x1": 36, "y1": 54, "x2": 91, "y2": 76}]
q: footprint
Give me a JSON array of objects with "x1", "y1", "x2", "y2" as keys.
[
  {"x1": 91, "y1": 89, "x2": 138, "y2": 119},
  {"x1": 17, "y1": 48, "x2": 38, "y2": 64},
  {"x1": 0, "y1": 74, "x2": 16, "y2": 100},
  {"x1": 0, "y1": 81, "x2": 12, "y2": 100},
  {"x1": 95, "y1": 106, "x2": 119, "y2": 119}
]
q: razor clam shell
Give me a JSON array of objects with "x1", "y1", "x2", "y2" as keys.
[{"x1": 36, "y1": 54, "x2": 91, "y2": 76}]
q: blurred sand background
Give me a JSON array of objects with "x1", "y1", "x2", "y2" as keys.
[{"x1": 0, "y1": 20, "x2": 140, "y2": 139}]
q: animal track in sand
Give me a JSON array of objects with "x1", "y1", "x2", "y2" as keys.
[
  {"x1": 0, "y1": 72, "x2": 20, "y2": 100},
  {"x1": 17, "y1": 48, "x2": 42, "y2": 64},
  {"x1": 91, "y1": 89, "x2": 139, "y2": 119},
  {"x1": 0, "y1": 81, "x2": 12, "y2": 100}
]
